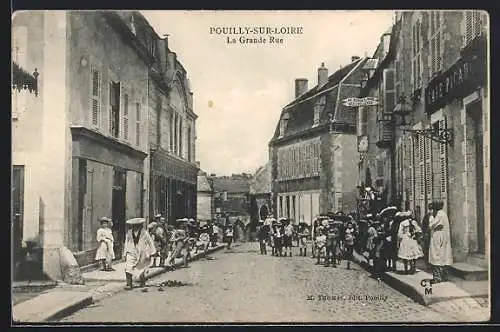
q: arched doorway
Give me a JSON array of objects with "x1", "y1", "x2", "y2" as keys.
[{"x1": 259, "y1": 204, "x2": 269, "y2": 220}]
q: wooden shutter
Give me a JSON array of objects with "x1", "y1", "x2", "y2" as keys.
[
  {"x1": 439, "y1": 119, "x2": 448, "y2": 197},
  {"x1": 383, "y1": 68, "x2": 396, "y2": 114},
  {"x1": 418, "y1": 135, "x2": 425, "y2": 199},
  {"x1": 136, "y1": 102, "x2": 141, "y2": 146},
  {"x1": 122, "y1": 92, "x2": 129, "y2": 140},
  {"x1": 424, "y1": 131, "x2": 432, "y2": 203},
  {"x1": 90, "y1": 68, "x2": 101, "y2": 127},
  {"x1": 465, "y1": 11, "x2": 473, "y2": 45}
]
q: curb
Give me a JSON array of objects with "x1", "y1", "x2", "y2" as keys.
[
  {"x1": 42, "y1": 244, "x2": 226, "y2": 322},
  {"x1": 351, "y1": 251, "x2": 428, "y2": 306},
  {"x1": 72, "y1": 244, "x2": 227, "y2": 315}
]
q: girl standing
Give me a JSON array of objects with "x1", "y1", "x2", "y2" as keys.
[
  {"x1": 397, "y1": 211, "x2": 424, "y2": 274},
  {"x1": 225, "y1": 224, "x2": 234, "y2": 249},
  {"x1": 95, "y1": 217, "x2": 115, "y2": 271}
]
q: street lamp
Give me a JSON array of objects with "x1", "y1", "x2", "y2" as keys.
[{"x1": 393, "y1": 94, "x2": 453, "y2": 145}]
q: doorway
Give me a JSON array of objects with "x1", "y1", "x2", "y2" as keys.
[
  {"x1": 12, "y1": 165, "x2": 24, "y2": 278},
  {"x1": 470, "y1": 102, "x2": 485, "y2": 254},
  {"x1": 112, "y1": 168, "x2": 127, "y2": 259}
]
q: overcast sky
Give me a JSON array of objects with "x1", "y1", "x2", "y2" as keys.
[{"x1": 141, "y1": 10, "x2": 395, "y2": 176}]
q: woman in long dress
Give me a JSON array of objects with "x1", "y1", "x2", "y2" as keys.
[
  {"x1": 95, "y1": 217, "x2": 115, "y2": 271},
  {"x1": 397, "y1": 211, "x2": 423, "y2": 274},
  {"x1": 428, "y1": 201, "x2": 453, "y2": 283},
  {"x1": 123, "y1": 218, "x2": 156, "y2": 290}
]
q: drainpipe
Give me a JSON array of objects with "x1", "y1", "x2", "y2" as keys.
[{"x1": 390, "y1": 117, "x2": 397, "y2": 208}]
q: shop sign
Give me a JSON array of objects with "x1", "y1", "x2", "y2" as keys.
[
  {"x1": 342, "y1": 97, "x2": 379, "y2": 107},
  {"x1": 425, "y1": 46, "x2": 486, "y2": 114}
]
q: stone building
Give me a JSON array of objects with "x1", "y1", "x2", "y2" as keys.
[
  {"x1": 249, "y1": 163, "x2": 273, "y2": 222},
  {"x1": 359, "y1": 10, "x2": 489, "y2": 266},
  {"x1": 196, "y1": 170, "x2": 214, "y2": 223},
  {"x1": 269, "y1": 58, "x2": 369, "y2": 225},
  {"x1": 212, "y1": 174, "x2": 252, "y2": 227},
  {"x1": 140, "y1": 11, "x2": 199, "y2": 224},
  {"x1": 12, "y1": 11, "x2": 151, "y2": 278}
]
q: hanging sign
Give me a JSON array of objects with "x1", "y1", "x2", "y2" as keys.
[{"x1": 342, "y1": 97, "x2": 379, "y2": 107}]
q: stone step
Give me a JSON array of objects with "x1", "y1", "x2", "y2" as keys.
[
  {"x1": 449, "y1": 262, "x2": 488, "y2": 281},
  {"x1": 466, "y1": 255, "x2": 488, "y2": 269}
]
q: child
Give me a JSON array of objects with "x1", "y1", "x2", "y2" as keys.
[
  {"x1": 298, "y1": 225, "x2": 310, "y2": 257},
  {"x1": 95, "y1": 217, "x2": 115, "y2": 271},
  {"x1": 225, "y1": 225, "x2": 234, "y2": 249},
  {"x1": 324, "y1": 224, "x2": 341, "y2": 268},
  {"x1": 283, "y1": 220, "x2": 294, "y2": 257},
  {"x1": 398, "y1": 211, "x2": 423, "y2": 274},
  {"x1": 315, "y1": 227, "x2": 327, "y2": 265},
  {"x1": 344, "y1": 221, "x2": 357, "y2": 269}
]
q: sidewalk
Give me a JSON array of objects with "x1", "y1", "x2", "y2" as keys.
[
  {"x1": 12, "y1": 244, "x2": 226, "y2": 323},
  {"x1": 351, "y1": 250, "x2": 490, "y2": 322}
]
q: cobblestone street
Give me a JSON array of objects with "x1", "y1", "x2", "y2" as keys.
[{"x1": 60, "y1": 243, "x2": 453, "y2": 323}]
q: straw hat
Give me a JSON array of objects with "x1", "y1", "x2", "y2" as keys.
[
  {"x1": 100, "y1": 217, "x2": 112, "y2": 224},
  {"x1": 126, "y1": 217, "x2": 146, "y2": 225},
  {"x1": 154, "y1": 214, "x2": 162, "y2": 219}
]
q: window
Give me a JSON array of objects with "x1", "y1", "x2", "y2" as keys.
[
  {"x1": 179, "y1": 117, "x2": 183, "y2": 158},
  {"x1": 135, "y1": 102, "x2": 141, "y2": 146},
  {"x1": 377, "y1": 160, "x2": 384, "y2": 178},
  {"x1": 122, "y1": 93, "x2": 129, "y2": 140},
  {"x1": 109, "y1": 81, "x2": 121, "y2": 137},
  {"x1": 187, "y1": 126, "x2": 192, "y2": 161},
  {"x1": 412, "y1": 19, "x2": 422, "y2": 90},
  {"x1": 383, "y1": 68, "x2": 396, "y2": 114},
  {"x1": 169, "y1": 112, "x2": 174, "y2": 152},
  {"x1": 174, "y1": 113, "x2": 178, "y2": 154},
  {"x1": 429, "y1": 11, "x2": 443, "y2": 78},
  {"x1": 465, "y1": 11, "x2": 483, "y2": 46},
  {"x1": 90, "y1": 68, "x2": 101, "y2": 128}
]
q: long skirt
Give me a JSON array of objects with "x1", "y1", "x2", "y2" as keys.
[
  {"x1": 125, "y1": 251, "x2": 151, "y2": 281},
  {"x1": 398, "y1": 236, "x2": 424, "y2": 260},
  {"x1": 95, "y1": 241, "x2": 115, "y2": 263}
]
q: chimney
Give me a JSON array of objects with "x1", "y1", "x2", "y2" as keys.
[
  {"x1": 318, "y1": 63, "x2": 328, "y2": 87},
  {"x1": 351, "y1": 56, "x2": 361, "y2": 63},
  {"x1": 295, "y1": 78, "x2": 308, "y2": 98}
]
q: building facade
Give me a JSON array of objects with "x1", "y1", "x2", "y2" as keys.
[
  {"x1": 143, "y1": 11, "x2": 199, "y2": 224},
  {"x1": 269, "y1": 58, "x2": 368, "y2": 225},
  {"x1": 359, "y1": 10, "x2": 489, "y2": 264},
  {"x1": 12, "y1": 11, "x2": 151, "y2": 277},
  {"x1": 212, "y1": 174, "x2": 252, "y2": 227},
  {"x1": 249, "y1": 163, "x2": 273, "y2": 222},
  {"x1": 196, "y1": 171, "x2": 214, "y2": 223}
]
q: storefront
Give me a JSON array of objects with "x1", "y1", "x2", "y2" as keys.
[
  {"x1": 149, "y1": 148, "x2": 198, "y2": 224},
  {"x1": 70, "y1": 127, "x2": 147, "y2": 264},
  {"x1": 424, "y1": 33, "x2": 487, "y2": 261}
]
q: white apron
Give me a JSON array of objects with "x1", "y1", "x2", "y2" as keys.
[
  {"x1": 428, "y1": 210, "x2": 453, "y2": 266},
  {"x1": 124, "y1": 229, "x2": 156, "y2": 280},
  {"x1": 95, "y1": 228, "x2": 115, "y2": 261}
]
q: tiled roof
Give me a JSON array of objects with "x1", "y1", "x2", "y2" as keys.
[
  {"x1": 271, "y1": 59, "x2": 363, "y2": 141},
  {"x1": 212, "y1": 177, "x2": 251, "y2": 193}
]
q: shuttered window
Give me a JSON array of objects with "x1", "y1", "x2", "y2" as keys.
[
  {"x1": 90, "y1": 68, "x2": 101, "y2": 128},
  {"x1": 136, "y1": 102, "x2": 141, "y2": 146},
  {"x1": 383, "y1": 68, "x2": 396, "y2": 114},
  {"x1": 122, "y1": 92, "x2": 129, "y2": 140},
  {"x1": 377, "y1": 160, "x2": 384, "y2": 178},
  {"x1": 439, "y1": 119, "x2": 448, "y2": 195},
  {"x1": 412, "y1": 19, "x2": 422, "y2": 90},
  {"x1": 425, "y1": 131, "x2": 432, "y2": 201},
  {"x1": 465, "y1": 11, "x2": 483, "y2": 46},
  {"x1": 429, "y1": 11, "x2": 443, "y2": 78},
  {"x1": 418, "y1": 135, "x2": 425, "y2": 198}
]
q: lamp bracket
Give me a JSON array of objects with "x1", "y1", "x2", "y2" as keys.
[{"x1": 402, "y1": 128, "x2": 453, "y2": 145}]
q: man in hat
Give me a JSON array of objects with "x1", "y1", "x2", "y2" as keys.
[
  {"x1": 123, "y1": 218, "x2": 156, "y2": 290},
  {"x1": 95, "y1": 217, "x2": 115, "y2": 271}
]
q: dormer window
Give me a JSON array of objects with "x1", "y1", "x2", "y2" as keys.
[
  {"x1": 130, "y1": 15, "x2": 136, "y2": 35},
  {"x1": 279, "y1": 112, "x2": 290, "y2": 138}
]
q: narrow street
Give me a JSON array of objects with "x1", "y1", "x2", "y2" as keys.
[{"x1": 60, "y1": 243, "x2": 451, "y2": 323}]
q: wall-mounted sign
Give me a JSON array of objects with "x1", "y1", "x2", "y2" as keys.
[
  {"x1": 358, "y1": 135, "x2": 369, "y2": 153},
  {"x1": 425, "y1": 37, "x2": 486, "y2": 114},
  {"x1": 342, "y1": 97, "x2": 379, "y2": 107}
]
